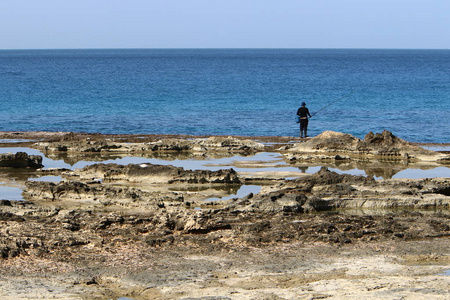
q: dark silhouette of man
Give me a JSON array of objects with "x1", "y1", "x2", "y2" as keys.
[{"x1": 296, "y1": 102, "x2": 311, "y2": 138}]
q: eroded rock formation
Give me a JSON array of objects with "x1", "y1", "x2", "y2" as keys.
[
  {"x1": 24, "y1": 180, "x2": 183, "y2": 208},
  {"x1": 33, "y1": 136, "x2": 265, "y2": 153},
  {"x1": 0, "y1": 152, "x2": 43, "y2": 168},
  {"x1": 69, "y1": 163, "x2": 241, "y2": 184},
  {"x1": 1, "y1": 131, "x2": 450, "y2": 300},
  {"x1": 236, "y1": 167, "x2": 450, "y2": 212},
  {"x1": 284, "y1": 130, "x2": 447, "y2": 163}
]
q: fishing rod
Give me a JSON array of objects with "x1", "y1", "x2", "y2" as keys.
[{"x1": 310, "y1": 91, "x2": 354, "y2": 118}]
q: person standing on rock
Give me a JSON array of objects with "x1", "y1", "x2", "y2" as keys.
[{"x1": 297, "y1": 102, "x2": 311, "y2": 138}]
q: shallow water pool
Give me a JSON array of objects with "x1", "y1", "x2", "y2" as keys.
[
  {"x1": 0, "y1": 147, "x2": 449, "y2": 202},
  {"x1": 0, "y1": 139, "x2": 35, "y2": 143},
  {"x1": 330, "y1": 166, "x2": 450, "y2": 179},
  {"x1": 0, "y1": 184, "x2": 23, "y2": 201},
  {"x1": 1, "y1": 147, "x2": 448, "y2": 179},
  {"x1": 206, "y1": 185, "x2": 262, "y2": 201},
  {"x1": 29, "y1": 176, "x2": 62, "y2": 182}
]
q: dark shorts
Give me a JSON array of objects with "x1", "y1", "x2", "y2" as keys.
[{"x1": 300, "y1": 119, "x2": 308, "y2": 130}]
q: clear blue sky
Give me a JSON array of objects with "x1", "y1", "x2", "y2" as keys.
[{"x1": 0, "y1": 0, "x2": 448, "y2": 49}]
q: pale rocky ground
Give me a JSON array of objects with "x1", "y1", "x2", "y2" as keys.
[
  {"x1": 1, "y1": 239, "x2": 449, "y2": 300},
  {"x1": 0, "y1": 131, "x2": 449, "y2": 300}
]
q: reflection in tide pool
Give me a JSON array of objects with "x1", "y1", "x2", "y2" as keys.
[
  {"x1": 330, "y1": 166, "x2": 450, "y2": 179},
  {"x1": 71, "y1": 152, "x2": 296, "y2": 173},
  {"x1": 0, "y1": 184, "x2": 23, "y2": 201},
  {"x1": 29, "y1": 176, "x2": 62, "y2": 182},
  {"x1": 0, "y1": 148, "x2": 301, "y2": 174},
  {"x1": 422, "y1": 146, "x2": 450, "y2": 152},
  {"x1": 0, "y1": 139, "x2": 34, "y2": 143},
  {"x1": 392, "y1": 167, "x2": 450, "y2": 179},
  {"x1": 206, "y1": 185, "x2": 262, "y2": 201},
  {"x1": 0, "y1": 147, "x2": 449, "y2": 179},
  {"x1": 0, "y1": 147, "x2": 71, "y2": 169}
]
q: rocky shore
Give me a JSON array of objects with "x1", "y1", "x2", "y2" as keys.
[{"x1": 0, "y1": 131, "x2": 449, "y2": 299}]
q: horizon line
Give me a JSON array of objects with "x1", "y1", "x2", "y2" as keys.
[{"x1": 0, "y1": 47, "x2": 448, "y2": 51}]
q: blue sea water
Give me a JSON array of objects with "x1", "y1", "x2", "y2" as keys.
[{"x1": 0, "y1": 49, "x2": 448, "y2": 143}]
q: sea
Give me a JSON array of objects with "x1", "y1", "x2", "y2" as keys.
[{"x1": 0, "y1": 49, "x2": 449, "y2": 143}]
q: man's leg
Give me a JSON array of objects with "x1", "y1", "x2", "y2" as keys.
[
  {"x1": 304, "y1": 120, "x2": 309, "y2": 137},
  {"x1": 300, "y1": 121, "x2": 305, "y2": 138}
]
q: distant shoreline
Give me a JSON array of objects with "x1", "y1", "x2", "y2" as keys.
[
  {"x1": 1, "y1": 131, "x2": 449, "y2": 148},
  {"x1": 1, "y1": 47, "x2": 449, "y2": 51}
]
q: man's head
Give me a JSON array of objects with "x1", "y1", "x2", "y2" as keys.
[{"x1": 301, "y1": 102, "x2": 306, "y2": 107}]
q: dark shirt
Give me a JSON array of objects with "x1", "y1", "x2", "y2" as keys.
[{"x1": 297, "y1": 107, "x2": 311, "y2": 118}]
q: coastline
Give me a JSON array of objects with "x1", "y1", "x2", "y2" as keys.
[
  {"x1": 0, "y1": 131, "x2": 449, "y2": 300},
  {"x1": 1, "y1": 130, "x2": 449, "y2": 141}
]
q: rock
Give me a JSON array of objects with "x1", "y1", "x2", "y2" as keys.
[
  {"x1": 291, "y1": 131, "x2": 360, "y2": 153},
  {"x1": 33, "y1": 136, "x2": 265, "y2": 154},
  {"x1": 233, "y1": 168, "x2": 450, "y2": 212},
  {"x1": 357, "y1": 130, "x2": 432, "y2": 158},
  {"x1": 437, "y1": 157, "x2": 450, "y2": 164},
  {"x1": 3, "y1": 131, "x2": 450, "y2": 300},
  {"x1": 149, "y1": 139, "x2": 193, "y2": 151},
  {"x1": 194, "y1": 136, "x2": 265, "y2": 151},
  {"x1": 0, "y1": 152, "x2": 43, "y2": 168},
  {"x1": 285, "y1": 130, "x2": 447, "y2": 163},
  {"x1": 23, "y1": 180, "x2": 184, "y2": 209},
  {"x1": 72, "y1": 163, "x2": 241, "y2": 184},
  {"x1": 36, "y1": 168, "x2": 71, "y2": 175}
]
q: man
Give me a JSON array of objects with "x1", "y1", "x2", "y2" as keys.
[{"x1": 296, "y1": 102, "x2": 311, "y2": 138}]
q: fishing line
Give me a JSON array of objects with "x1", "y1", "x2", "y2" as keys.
[{"x1": 310, "y1": 91, "x2": 354, "y2": 118}]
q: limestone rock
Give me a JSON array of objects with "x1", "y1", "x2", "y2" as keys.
[
  {"x1": 234, "y1": 168, "x2": 450, "y2": 212},
  {"x1": 357, "y1": 130, "x2": 434, "y2": 158},
  {"x1": 0, "y1": 152, "x2": 43, "y2": 168},
  {"x1": 23, "y1": 180, "x2": 184, "y2": 209},
  {"x1": 194, "y1": 136, "x2": 265, "y2": 151},
  {"x1": 33, "y1": 136, "x2": 265, "y2": 153},
  {"x1": 72, "y1": 163, "x2": 241, "y2": 184},
  {"x1": 285, "y1": 130, "x2": 446, "y2": 162}
]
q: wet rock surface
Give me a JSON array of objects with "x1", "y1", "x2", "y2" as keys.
[
  {"x1": 0, "y1": 131, "x2": 449, "y2": 299},
  {"x1": 0, "y1": 152, "x2": 43, "y2": 169}
]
